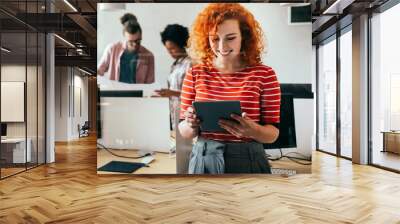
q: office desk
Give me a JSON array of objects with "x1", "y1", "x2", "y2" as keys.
[
  {"x1": 382, "y1": 131, "x2": 400, "y2": 154},
  {"x1": 1, "y1": 138, "x2": 31, "y2": 163},
  {"x1": 97, "y1": 147, "x2": 311, "y2": 175},
  {"x1": 269, "y1": 158, "x2": 311, "y2": 174},
  {"x1": 97, "y1": 148, "x2": 176, "y2": 174}
]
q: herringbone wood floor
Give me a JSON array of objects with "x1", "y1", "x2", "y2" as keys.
[{"x1": 1, "y1": 136, "x2": 400, "y2": 224}]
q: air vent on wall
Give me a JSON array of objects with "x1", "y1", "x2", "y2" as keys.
[{"x1": 289, "y1": 4, "x2": 312, "y2": 25}]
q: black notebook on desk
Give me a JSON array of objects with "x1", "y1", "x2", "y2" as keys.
[{"x1": 97, "y1": 161, "x2": 146, "y2": 173}]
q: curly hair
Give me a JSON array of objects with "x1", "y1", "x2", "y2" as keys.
[
  {"x1": 160, "y1": 24, "x2": 189, "y2": 49},
  {"x1": 188, "y1": 3, "x2": 265, "y2": 66}
]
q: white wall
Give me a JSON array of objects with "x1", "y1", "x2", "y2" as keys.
[
  {"x1": 55, "y1": 67, "x2": 89, "y2": 141},
  {"x1": 1, "y1": 65, "x2": 40, "y2": 137},
  {"x1": 55, "y1": 67, "x2": 68, "y2": 141},
  {"x1": 72, "y1": 73, "x2": 89, "y2": 138}
]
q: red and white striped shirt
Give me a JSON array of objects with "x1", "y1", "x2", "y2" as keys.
[{"x1": 180, "y1": 64, "x2": 281, "y2": 142}]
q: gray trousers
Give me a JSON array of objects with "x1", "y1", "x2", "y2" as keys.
[
  {"x1": 188, "y1": 138, "x2": 271, "y2": 174},
  {"x1": 188, "y1": 138, "x2": 225, "y2": 174}
]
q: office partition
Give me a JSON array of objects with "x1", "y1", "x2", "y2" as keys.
[{"x1": 0, "y1": 0, "x2": 47, "y2": 179}]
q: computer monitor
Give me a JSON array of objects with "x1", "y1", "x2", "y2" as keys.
[
  {"x1": 1, "y1": 123, "x2": 7, "y2": 137},
  {"x1": 97, "y1": 90, "x2": 144, "y2": 139},
  {"x1": 98, "y1": 97, "x2": 171, "y2": 153},
  {"x1": 280, "y1": 83, "x2": 313, "y2": 99},
  {"x1": 99, "y1": 90, "x2": 143, "y2": 98},
  {"x1": 264, "y1": 94, "x2": 297, "y2": 149}
]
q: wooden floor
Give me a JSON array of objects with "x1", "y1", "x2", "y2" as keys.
[
  {"x1": 372, "y1": 150, "x2": 400, "y2": 171},
  {"x1": 1, "y1": 136, "x2": 400, "y2": 223},
  {"x1": 0, "y1": 167, "x2": 26, "y2": 178},
  {"x1": 1, "y1": 163, "x2": 45, "y2": 178}
]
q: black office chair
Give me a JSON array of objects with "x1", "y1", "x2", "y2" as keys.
[{"x1": 79, "y1": 121, "x2": 90, "y2": 138}]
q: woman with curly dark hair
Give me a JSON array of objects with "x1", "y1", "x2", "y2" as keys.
[
  {"x1": 97, "y1": 13, "x2": 154, "y2": 84},
  {"x1": 178, "y1": 3, "x2": 281, "y2": 174},
  {"x1": 154, "y1": 24, "x2": 191, "y2": 132}
]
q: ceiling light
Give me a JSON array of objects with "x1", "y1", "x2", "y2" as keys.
[
  {"x1": 63, "y1": 0, "x2": 78, "y2": 12},
  {"x1": 76, "y1": 48, "x2": 86, "y2": 56},
  {"x1": 1, "y1": 47, "x2": 11, "y2": 53},
  {"x1": 78, "y1": 67, "x2": 93, "y2": 76},
  {"x1": 323, "y1": 0, "x2": 341, "y2": 14},
  {"x1": 322, "y1": 0, "x2": 350, "y2": 15},
  {"x1": 54, "y1": 34, "x2": 75, "y2": 48},
  {"x1": 280, "y1": 3, "x2": 310, "y2": 7},
  {"x1": 99, "y1": 3, "x2": 126, "y2": 11}
]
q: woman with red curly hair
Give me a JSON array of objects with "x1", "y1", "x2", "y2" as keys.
[{"x1": 178, "y1": 3, "x2": 281, "y2": 174}]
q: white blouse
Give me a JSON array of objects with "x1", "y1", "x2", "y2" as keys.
[{"x1": 168, "y1": 56, "x2": 191, "y2": 130}]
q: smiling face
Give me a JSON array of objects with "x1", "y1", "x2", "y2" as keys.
[{"x1": 209, "y1": 19, "x2": 242, "y2": 63}]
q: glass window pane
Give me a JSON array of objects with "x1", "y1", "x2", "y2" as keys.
[
  {"x1": 1, "y1": 1, "x2": 46, "y2": 179},
  {"x1": 27, "y1": 31, "x2": 38, "y2": 169},
  {"x1": 318, "y1": 37, "x2": 337, "y2": 154},
  {"x1": 1, "y1": 30, "x2": 27, "y2": 177},
  {"x1": 371, "y1": 3, "x2": 400, "y2": 171},
  {"x1": 340, "y1": 29, "x2": 352, "y2": 158}
]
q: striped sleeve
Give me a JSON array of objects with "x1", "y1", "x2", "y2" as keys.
[
  {"x1": 180, "y1": 67, "x2": 196, "y2": 120},
  {"x1": 260, "y1": 69, "x2": 281, "y2": 124}
]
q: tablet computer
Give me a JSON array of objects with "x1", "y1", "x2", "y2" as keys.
[{"x1": 193, "y1": 101, "x2": 242, "y2": 132}]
